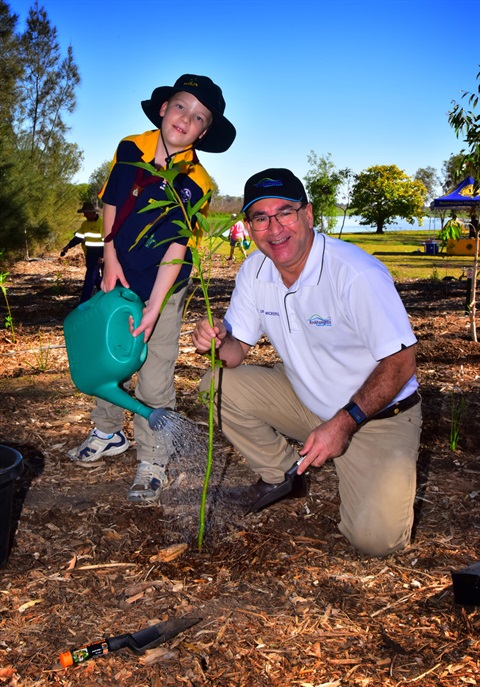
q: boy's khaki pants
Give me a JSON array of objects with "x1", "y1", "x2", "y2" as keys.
[
  {"x1": 91, "y1": 285, "x2": 187, "y2": 463},
  {"x1": 200, "y1": 363, "x2": 422, "y2": 557}
]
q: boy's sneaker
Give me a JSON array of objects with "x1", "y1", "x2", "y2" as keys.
[
  {"x1": 67, "y1": 430, "x2": 129, "y2": 463},
  {"x1": 128, "y1": 461, "x2": 167, "y2": 504}
]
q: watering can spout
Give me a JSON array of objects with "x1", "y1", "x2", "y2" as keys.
[{"x1": 63, "y1": 286, "x2": 154, "y2": 419}]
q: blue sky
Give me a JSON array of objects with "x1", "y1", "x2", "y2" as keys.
[{"x1": 9, "y1": 0, "x2": 480, "y2": 197}]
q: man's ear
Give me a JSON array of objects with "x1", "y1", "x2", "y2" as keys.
[
  {"x1": 159, "y1": 100, "x2": 168, "y2": 117},
  {"x1": 305, "y1": 202, "x2": 314, "y2": 227}
]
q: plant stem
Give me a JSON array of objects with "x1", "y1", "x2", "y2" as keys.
[{"x1": 197, "y1": 337, "x2": 217, "y2": 550}]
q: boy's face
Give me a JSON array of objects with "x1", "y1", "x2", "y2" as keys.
[{"x1": 159, "y1": 92, "x2": 212, "y2": 152}]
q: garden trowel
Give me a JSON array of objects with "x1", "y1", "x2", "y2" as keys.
[
  {"x1": 247, "y1": 459, "x2": 305, "y2": 514},
  {"x1": 59, "y1": 616, "x2": 201, "y2": 667}
]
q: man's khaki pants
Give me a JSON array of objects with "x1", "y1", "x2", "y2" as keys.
[
  {"x1": 91, "y1": 285, "x2": 187, "y2": 463},
  {"x1": 200, "y1": 363, "x2": 422, "y2": 557}
]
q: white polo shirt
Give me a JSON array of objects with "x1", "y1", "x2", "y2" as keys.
[{"x1": 224, "y1": 231, "x2": 418, "y2": 420}]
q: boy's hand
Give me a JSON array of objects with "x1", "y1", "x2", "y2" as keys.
[
  {"x1": 101, "y1": 252, "x2": 129, "y2": 292},
  {"x1": 192, "y1": 316, "x2": 227, "y2": 353},
  {"x1": 130, "y1": 306, "x2": 159, "y2": 343}
]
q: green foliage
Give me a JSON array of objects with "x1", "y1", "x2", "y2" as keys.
[
  {"x1": 414, "y1": 166, "x2": 441, "y2": 205},
  {"x1": 0, "y1": 1, "x2": 83, "y2": 256},
  {"x1": 437, "y1": 216, "x2": 464, "y2": 248},
  {"x1": 0, "y1": 1, "x2": 22, "y2": 141},
  {"x1": 126, "y1": 159, "x2": 233, "y2": 550},
  {"x1": 448, "y1": 67, "x2": 480, "y2": 192},
  {"x1": 304, "y1": 151, "x2": 343, "y2": 232},
  {"x1": 82, "y1": 160, "x2": 112, "y2": 206},
  {"x1": 27, "y1": 330, "x2": 51, "y2": 371},
  {"x1": 350, "y1": 164, "x2": 427, "y2": 234},
  {"x1": 0, "y1": 267, "x2": 15, "y2": 343},
  {"x1": 441, "y1": 153, "x2": 467, "y2": 193},
  {"x1": 449, "y1": 393, "x2": 466, "y2": 451}
]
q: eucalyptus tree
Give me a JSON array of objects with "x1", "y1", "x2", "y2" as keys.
[
  {"x1": 448, "y1": 68, "x2": 480, "y2": 342},
  {"x1": 414, "y1": 166, "x2": 441, "y2": 206},
  {"x1": 304, "y1": 151, "x2": 342, "y2": 233}
]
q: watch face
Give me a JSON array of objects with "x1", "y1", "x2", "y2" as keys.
[{"x1": 345, "y1": 402, "x2": 367, "y2": 425}]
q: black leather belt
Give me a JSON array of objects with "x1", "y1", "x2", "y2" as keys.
[{"x1": 371, "y1": 390, "x2": 420, "y2": 421}]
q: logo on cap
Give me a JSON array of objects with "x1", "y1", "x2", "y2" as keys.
[{"x1": 254, "y1": 177, "x2": 283, "y2": 189}]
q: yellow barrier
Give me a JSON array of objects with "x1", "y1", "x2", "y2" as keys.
[{"x1": 445, "y1": 238, "x2": 477, "y2": 256}]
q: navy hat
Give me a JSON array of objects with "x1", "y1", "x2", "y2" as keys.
[
  {"x1": 242, "y1": 168, "x2": 307, "y2": 212},
  {"x1": 141, "y1": 74, "x2": 236, "y2": 153},
  {"x1": 77, "y1": 202, "x2": 99, "y2": 214}
]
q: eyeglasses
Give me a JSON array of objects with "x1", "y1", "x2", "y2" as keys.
[{"x1": 247, "y1": 203, "x2": 306, "y2": 232}]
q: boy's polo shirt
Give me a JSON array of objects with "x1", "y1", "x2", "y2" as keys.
[
  {"x1": 224, "y1": 232, "x2": 418, "y2": 420},
  {"x1": 100, "y1": 130, "x2": 212, "y2": 302}
]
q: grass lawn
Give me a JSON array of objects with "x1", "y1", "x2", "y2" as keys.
[
  {"x1": 339, "y1": 230, "x2": 475, "y2": 281},
  {"x1": 209, "y1": 227, "x2": 477, "y2": 281}
]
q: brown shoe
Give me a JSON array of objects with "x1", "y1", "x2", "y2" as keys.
[{"x1": 246, "y1": 472, "x2": 309, "y2": 514}]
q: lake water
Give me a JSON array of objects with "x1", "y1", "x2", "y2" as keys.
[{"x1": 326, "y1": 215, "x2": 440, "y2": 234}]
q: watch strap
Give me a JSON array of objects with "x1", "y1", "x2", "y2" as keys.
[{"x1": 343, "y1": 401, "x2": 367, "y2": 426}]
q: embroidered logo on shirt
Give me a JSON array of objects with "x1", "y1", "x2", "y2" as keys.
[
  {"x1": 307, "y1": 314, "x2": 332, "y2": 327},
  {"x1": 180, "y1": 188, "x2": 192, "y2": 204},
  {"x1": 259, "y1": 309, "x2": 280, "y2": 316}
]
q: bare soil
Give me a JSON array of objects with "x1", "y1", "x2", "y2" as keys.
[{"x1": 0, "y1": 249, "x2": 479, "y2": 686}]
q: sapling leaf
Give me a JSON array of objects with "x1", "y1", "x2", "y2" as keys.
[{"x1": 124, "y1": 157, "x2": 222, "y2": 550}]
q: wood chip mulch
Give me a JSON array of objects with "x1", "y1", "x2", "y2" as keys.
[{"x1": 0, "y1": 251, "x2": 479, "y2": 686}]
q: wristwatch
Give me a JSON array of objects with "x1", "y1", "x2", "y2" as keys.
[{"x1": 343, "y1": 401, "x2": 367, "y2": 426}]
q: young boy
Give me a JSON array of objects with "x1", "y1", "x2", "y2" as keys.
[{"x1": 67, "y1": 74, "x2": 236, "y2": 504}]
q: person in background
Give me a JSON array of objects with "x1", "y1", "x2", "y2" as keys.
[
  {"x1": 61, "y1": 202, "x2": 104, "y2": 303},
  {"x1": 192, "y1": 168, "x2": 422, "y2": 557},
  {"x1": 66, "y1": 74, "x2": 236, "y2": 504},
  {"x1": 227, "y1": 214, "x2": 249, "y2": 260},
  {"x1": 468, "y1": 210, "x2": 479, "y2": 239}
]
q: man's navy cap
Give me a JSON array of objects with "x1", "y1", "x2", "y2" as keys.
[{"x1": 242, "y1": 168, "x2": 307, "y2": 213}]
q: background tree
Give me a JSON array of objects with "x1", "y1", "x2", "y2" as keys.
[
  {"x1": 441, "y1": 153, "x2": 467, "y2": 192},
  {"x1": 304, "y1": 151, "x2": 342, "y2": 233},
  {"x1": 0, "y1": 1, "x2": 22, "y2": 143},
  {"x1": 0, "y1": 2, "x2": 33, "y2": 255},
  {"x1": 80, "y1": 160, "x2": 112, "y2": 206},
  {"x1": 448, "y1": 68, "x2": 480, "y2": 342},
  {"x1": 448, "y1": 68, "x2": 480, "y2": 192},
  {"x1": 336, "y1": 167, "x2": 355, "y2": 238},
  {"x1": 0, "y1": 1, "x2": 82, "y2": 257},
  {"x1": 414, "y1": 166, "x2": 441, "y2": 207},
  {"x1": 350, "y1": 164, "x2": 427, "y2": 234}
]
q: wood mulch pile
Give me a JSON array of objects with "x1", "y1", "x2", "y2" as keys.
[{"x1": 0, "y1": 248, "x2": 479, "y2": 686}]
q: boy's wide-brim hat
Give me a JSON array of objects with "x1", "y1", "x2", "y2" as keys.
[
  {"x1": 141, "y1": 74, "x2": 236, "y2": 154},
  {"x1": 77, "y1": 202, "x2": 98, "y2": 214},
  {"x1": 242, "y1": 168, "x2": 308, "y2": 212}
]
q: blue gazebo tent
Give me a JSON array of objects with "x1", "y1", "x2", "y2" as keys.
[{"x1": 431, "y1": 176, "x2": 480, "y2": 208}]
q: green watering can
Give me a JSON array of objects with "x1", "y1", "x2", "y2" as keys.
[{"x1": 63, "y1": 286, "x2": 174, "y2": 430}]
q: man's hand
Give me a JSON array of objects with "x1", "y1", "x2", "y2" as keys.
[
  {"x1": 192, "y1": 316, "x2": 227, "y2": 353},
  {"x1": 297, "y1": 413, "x2": 356, "y2": 473}
]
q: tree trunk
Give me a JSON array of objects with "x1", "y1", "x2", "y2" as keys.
[{"x1": 469, "y1": 231, "x2": 478, "y2": 343}]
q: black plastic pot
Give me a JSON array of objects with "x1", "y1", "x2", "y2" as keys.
[{"x1": 0, "y1": 445, "x2": 23, "y2": 567}]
